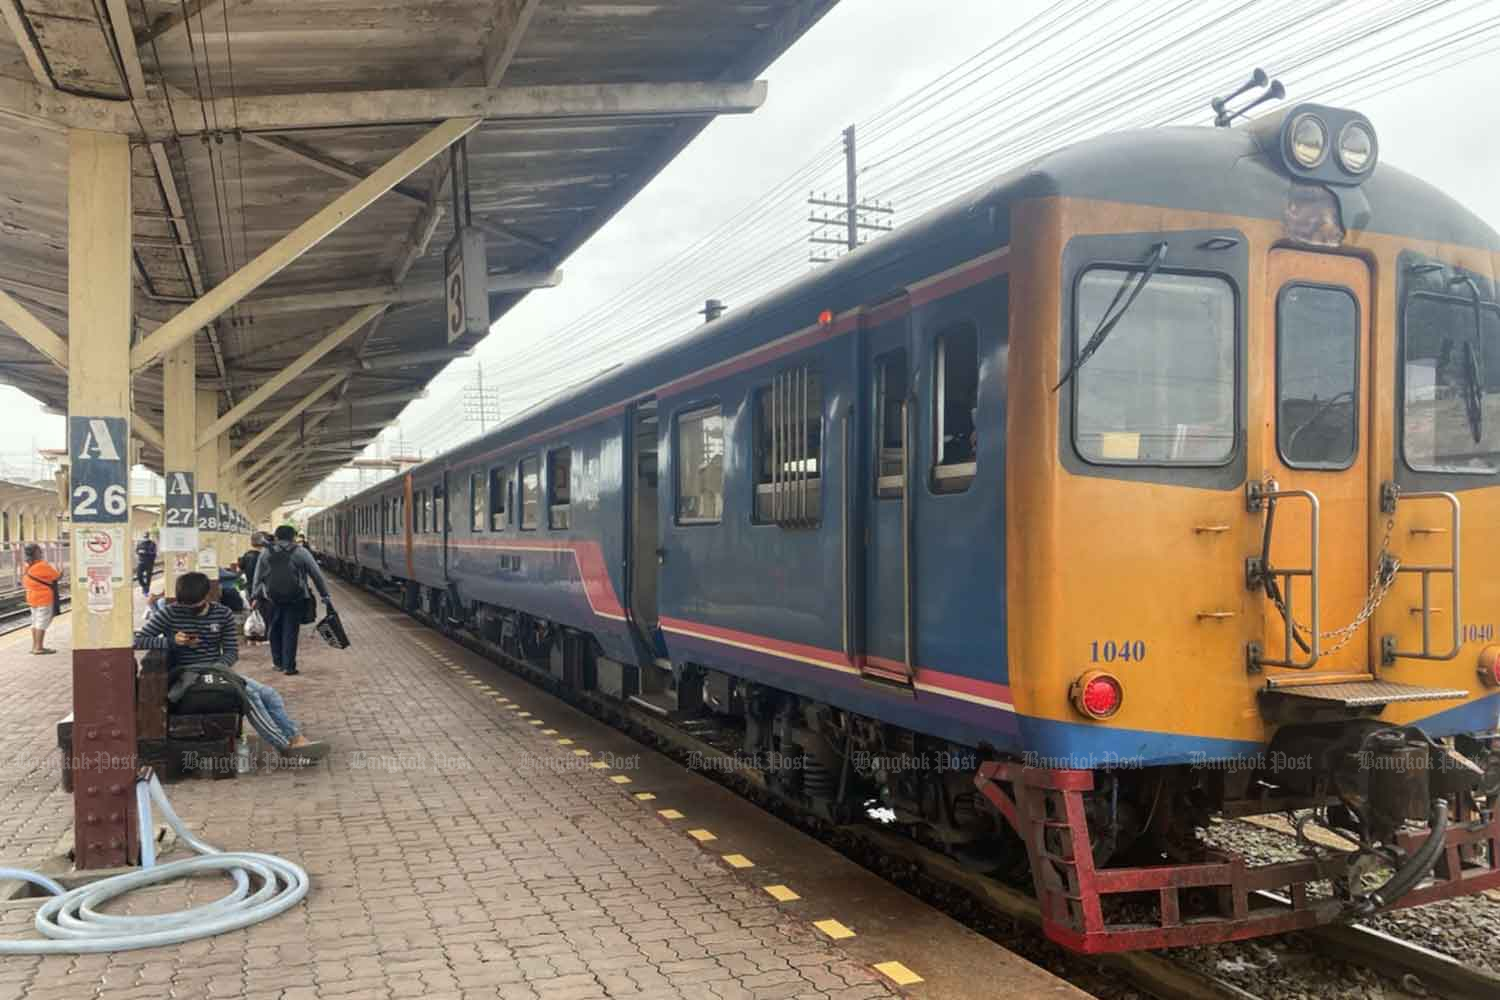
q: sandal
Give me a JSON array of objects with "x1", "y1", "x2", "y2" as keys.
[{"x1": 31, "y1": 648, "x2": 57, "y2": 655}]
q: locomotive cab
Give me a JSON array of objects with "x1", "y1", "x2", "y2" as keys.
[{"x1": 993, "y1": 98, "x2": 1500, "y2": 950}]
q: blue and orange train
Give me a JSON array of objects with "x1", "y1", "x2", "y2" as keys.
[{"x1": 310, "y1": 96, "x2": 1500, "y2": 951}]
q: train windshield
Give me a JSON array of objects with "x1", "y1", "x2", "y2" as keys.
[
  {"x1": 1403, "y1": 292, "x2": 1500, "y2": 474},
  {"x1": 1073, "y1": 269, "x2": 1235, "y2": 465}
]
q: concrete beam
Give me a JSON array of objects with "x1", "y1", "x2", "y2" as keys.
[
  {"x1": 130, "y1": 117, "x2": 480, "y2": 371},
  {"x1": 196, "y1": 305, "x2": 385, "y2": 447},
  {"x1": 482, "y1": 0, "x2": 541, "y2": 88},
  {"x1": 0, "y1": 287, "x2": 67, "y2": 367},
  {"x1": 0, "y1": 1, "x2": 51, "y2": 87},
  {"x1": 136, "y1": 0, "x2": 231, "y2": 47},
  {"x1": 241, "y1": 133, "x2": 428, "y2": 203},
  {"x1": 220, "y1": 372, "x2": 347, "y2": 475},
  {"x1": 178, "y1": 81, "x2": 769, "y2": 134},
  {"x1": 242, "y1": 270, "x2": 560, "y2": 317}
]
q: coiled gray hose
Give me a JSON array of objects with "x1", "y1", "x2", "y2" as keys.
[{"x1": 0, "y1": 773, "x2": 308, "y2": 954}]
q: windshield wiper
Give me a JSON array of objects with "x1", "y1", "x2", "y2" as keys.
[
  {"x1": 1449, "y1": 275, "x2": 1485, "y2": 443},
  {"x1": 1054, "y1": 242, "x2": 1168, "y2": 392}
]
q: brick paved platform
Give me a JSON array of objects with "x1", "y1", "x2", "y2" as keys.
[{"x1": 0, "y1": 583, "x2": 1086, "y2": 1000}]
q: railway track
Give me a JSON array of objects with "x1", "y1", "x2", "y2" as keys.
[
  {"x1": 0, "y1": 598, "x2": 67, "y2": 637},
  {"x1": 361, "y1": 581, "x2": 1500, "y2": 1000}
]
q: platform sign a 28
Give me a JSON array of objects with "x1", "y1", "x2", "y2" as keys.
[
  {"x1": 68, "y1": 416, "x2": 128, "y2": 524},
  {"x1": 197, "y1": 490, "x2": 219, "y2": 531}
]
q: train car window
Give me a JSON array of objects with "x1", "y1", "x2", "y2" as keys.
[
  {"x1": 519, "y1": 457, "x2": 540, "y2": 530},
  {"x1": 469, "y1": 473, "x2": 484, "y2": 532},
  {"x1": 933, "y1": 325, "x2": 978, "y2": 493},
  {"x1": 676, "y1": 404, "x2": 725, "y2": 524},
  {"x1": 876, "y1": 351, "x2": 908, "y2": 497},
  {"x1": 1403, "y1": 292, "x2": 1500, "y2": 474},
  {"x1": 1278, "y1": 285, "x2": 1358, "y2": 468},
  {"x1": 488, "y1": 466, "x2": 507, "y2": 530},
  {"x1": 433, "y1": 484, "x2": 446, "y2": 535},
  {"x1": 548, "y1": 449, "x2": 572, "y2": 530},
  {"x1": 419, "y1": 490, "x2": 429, "y2": 533},
  {"x1": 753, "y1": 367, "x2": 822, "y2": 526},
  {"x1": 1074, "y1": 269, "x2": 1235, "y2": 465}
]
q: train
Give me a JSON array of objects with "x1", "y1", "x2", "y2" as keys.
[{"x1": 309, "y1": 89, "x2": 1500, "y2": 952}]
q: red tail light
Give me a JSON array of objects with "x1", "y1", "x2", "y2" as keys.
[
  {"x1": 1479, "y1": 645, "x2": 1500, "y2": 687},
  {"x1": 1071, "y1": 670, "x2": 1123, "y2": 720}
]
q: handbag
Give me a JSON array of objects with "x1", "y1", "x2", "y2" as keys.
[
  {"x1": 301, "y1": 590, "x2": 318, "y2": 625},
  {"x1": 243, "y1": 608, "x2": 266, "y2": 639}
]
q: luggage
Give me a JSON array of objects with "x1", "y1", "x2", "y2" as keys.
[{"x1": 315, "y1": 609, "x2": 350, "y2": 649}]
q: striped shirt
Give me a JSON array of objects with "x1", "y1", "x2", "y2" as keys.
[{"x1": 134, "y1": 601, "x2": 239, "y2": 669}]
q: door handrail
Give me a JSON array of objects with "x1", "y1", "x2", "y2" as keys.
[
  {"x1": 1247, "y1": 480, "x2": 1321, "y2": 671},
  {"x1": 1382, "y1": 489, "x2": 1462, "y2": 664}
]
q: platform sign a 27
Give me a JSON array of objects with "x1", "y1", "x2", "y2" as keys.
[{"x1": 68, "y1": 416, "x2": 128, "y2": 525}]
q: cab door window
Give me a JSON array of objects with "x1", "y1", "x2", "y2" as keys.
[{"x1": 1278, "y1": 284, "x2": 1358, "y2": 468}]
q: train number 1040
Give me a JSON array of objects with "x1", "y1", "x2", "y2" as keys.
[{"x1": 1090, "y1": 640, "x2": 1147, "y2": 663}]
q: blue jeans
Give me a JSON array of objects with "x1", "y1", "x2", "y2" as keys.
[
  {"x1": 267, "y1": 600, "x2": 303, "y2": 669},
  {"x1": 243, "y1": 676, "x2": 298, "y2": 749}
]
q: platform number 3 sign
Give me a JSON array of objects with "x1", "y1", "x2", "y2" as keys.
[{"x1": 69, "y1": 416, "x2": 128, "y2": 524}]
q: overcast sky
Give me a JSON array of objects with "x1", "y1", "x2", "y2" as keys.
[{"x1": 2, "y1": 0, "x2": 1498, "y2": 489}]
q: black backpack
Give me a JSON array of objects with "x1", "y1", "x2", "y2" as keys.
[{"x1": 263, "y1": 548, "x2": 302, "y2": 604}]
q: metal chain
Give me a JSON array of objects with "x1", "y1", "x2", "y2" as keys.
[{"x1": 1264, "y1": 481, "x2": 1402, "y2": 657}]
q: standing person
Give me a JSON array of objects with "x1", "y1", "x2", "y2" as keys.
[
  {"x1": 251, "y1": 525, "x2": 332, "y2": 675},
  {"x1": 21, "y1": 543, "x2": 61, "y2": 655},
  {"x1": 135, "y1": 571, "x2": 327, "y2": 759},
  {"x1": 134, "y1": 531, "x2": 158, "y2": 595},
  {"x1": 239, "y1": 532, "x2": 266, "y2": 593}
]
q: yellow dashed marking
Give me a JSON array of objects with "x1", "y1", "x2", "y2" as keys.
[
  {"x1": 658, "y1": 809, "x2": 684, "y2": 820},
  {"x1": 722, "y1": 854, "x2": 754, "y2": 869},
  {"x1": 813, "y1": 919, "x2": 854, "y2": 940},
  {"x1": 556, "y1": 738, "x2": 574, "y2": 746},
  {"x1": 528, "y1": 720, "x2": 544, "y2": 726},
  {"x1": 541, "y1": 729, "x2": 557, "y2": 735},
  {"x1": 873, "y1": 962, "x2": 922, "y2": 986},
  {"x1": 763, "y1": 885, "x2": 799, "y2": 902},
  {"x1": 516, "y1": 711, "x2": 531, "y2": 717},
  {"x1": 589, "y1": 761, "x2": 610, "y2": 770},
  {"x1": 687, "y1": 829, "x2": 717, "y2": 843},
  {"x1": 634, "y1": 792, "x2": 657, "y2": 801},
  {"x1": 609, "y1": 775, "x2": 632, "y2": 785},
  {"x1": 573, "y1": 749, "x2": 591, "y2": 757}
]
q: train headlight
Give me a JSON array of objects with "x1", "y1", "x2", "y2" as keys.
[
  {"x1": 1287, "y1": 113, "x2": 1329, "y2": 168},
  {"x1": 1479, "y1": 645, "x2": 1500, "y2": 687},
  {"x1": 1336, "y1": 120, "x2": 1376, "y2": 174},
  {"x1": 1070, "y1": 670, "x2": 1123, "y2": 720}
]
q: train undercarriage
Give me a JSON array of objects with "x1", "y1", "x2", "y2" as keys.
[{"x1": 331, "y1": 563, "x2": 1500, "y2": 952}]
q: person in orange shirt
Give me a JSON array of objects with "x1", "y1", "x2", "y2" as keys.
[{"x1": 21, "y1": 543, "x2": 61, "y2": 655}]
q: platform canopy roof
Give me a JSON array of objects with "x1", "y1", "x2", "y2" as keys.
[{"x1": 0, "y1": 0, "x2": 835, "y2": 503}]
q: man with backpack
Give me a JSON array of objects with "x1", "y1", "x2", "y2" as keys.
[
  {"x1": 134, "y1": 531, "x2": 158, "y2": 595},
  {"x1": 251, "y1": 525, "x2": 332, "y2": 675}
]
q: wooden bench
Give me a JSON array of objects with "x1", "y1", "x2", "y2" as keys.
[{"x1": 56, "y1": 651, "x2": 241, "y2": 790}]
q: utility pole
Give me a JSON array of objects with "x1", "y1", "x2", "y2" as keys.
[
  {"x1": 808, "y1": 124, "x2": 894, "y2": 264},
  {"x1": 462, "y1": 360, "x2": 499, "y2": 433}
]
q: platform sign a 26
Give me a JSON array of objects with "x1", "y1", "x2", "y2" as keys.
[{"x1": 68, "y1": 416, "x2": 128, "y2": 524}]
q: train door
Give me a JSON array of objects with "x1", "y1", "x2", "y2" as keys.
[
  {"x1": 625, "y1": 399, "x2": 661, "y2": 650},
  {"x1": 1256, "y1": 250, "x2": 1372, "y2": 673},
  {"x1": 436, "y1": 473, "x2": 450, "y2": 581},
  {"x1": 379, "y1": 496, "x2": 387, "y2": 570},
  {"x1": 858, "y1": 295, "x2": 915, "y2": 685}
]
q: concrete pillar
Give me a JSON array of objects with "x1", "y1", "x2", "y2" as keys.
[
  {"x1": 160, "y1": 341, "x2": 197, "y2": 593},
  {"x1": 67, "y1": 128, "x2": 137, "y2": 870},
  {"x1": 195, "y1": 387, "x2": 220, "y2": 574},
  {"x1": 217, "y1": 434, "x2": 237, "y2": 565}
]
